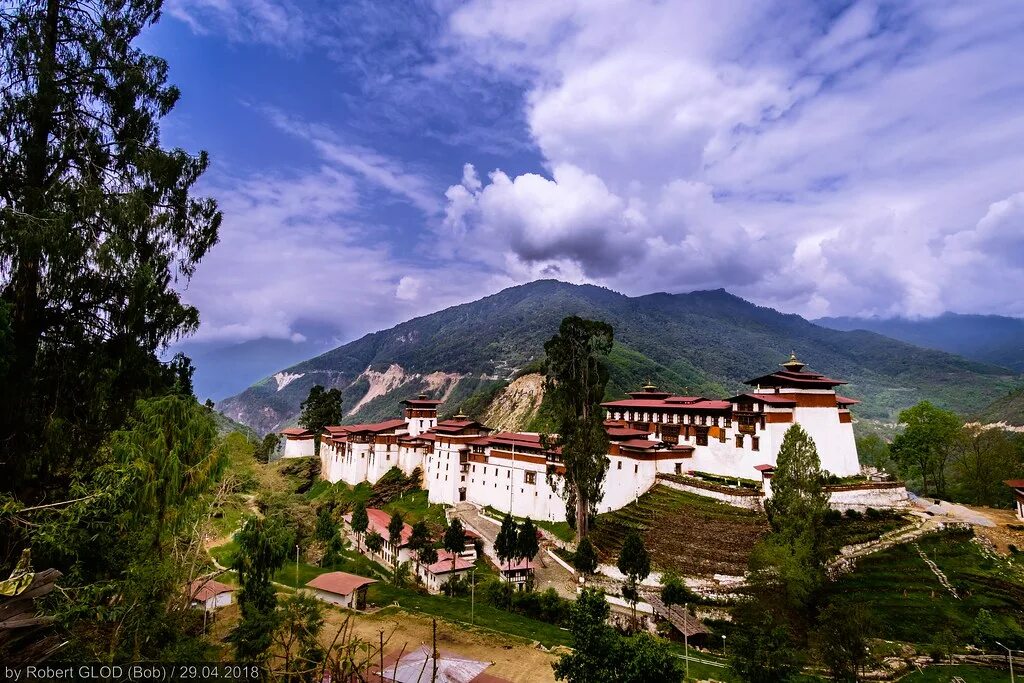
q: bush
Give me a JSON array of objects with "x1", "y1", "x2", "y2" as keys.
[
  {"x1": 824, "y1": 509, "x2": 843, "y2": 524},
  {"x1": 844, "y1": 509, "x2": 863, "y2": 520},
  {"x1": 441, "y1": 575, "x2": 470, "y2": 597},
  {"x1": 865, "y1": 507, "x2": 882, "y2": 519}
]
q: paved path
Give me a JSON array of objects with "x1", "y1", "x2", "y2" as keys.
[
  {"x1": 908, "y1": 493, "x2": 996, "y2": 527},
  {"x1": 453, "y1": 503, "x2": 578, "y2": 599}
]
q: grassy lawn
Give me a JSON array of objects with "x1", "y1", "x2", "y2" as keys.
[
  {"x1": 366, "y1": 581, "x2": 572, "y2": 648},
  {"x1": 899, "y1": 664, "x2": 1008, "y2": 682},
  {"x1": 830, "y1": 530, "x2": 1024, "y2": 645},
  {"x1": 484, "y1": 505, "x2": 576, "y2": 543},
  {"x1": 382, "y1": 489, "x2": 448, "y2": 527}
]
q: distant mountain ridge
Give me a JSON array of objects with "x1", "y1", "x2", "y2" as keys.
[
  {"x1": 218, "y1": 280, "x2": 1019, "y2": 435},
  {"x1": 815, "y1": 313, "x2": 1024, "y2": 372}
]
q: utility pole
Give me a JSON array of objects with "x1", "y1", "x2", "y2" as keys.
[
  {"x1": 432, "y1": 618, "x2": 438, "y2": 683},
  {"x1": 295, "y1": 544, "x2": 299, "y2": 587},
  {"x1": 684, "y1": 602, "x2": 689, "y2": 682},
  {"x1": 379, "y1": 629, "x2": 384, "y2": 683}
]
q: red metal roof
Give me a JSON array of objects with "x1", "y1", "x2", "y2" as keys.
[
  {"x1": 500, "y1": 558, "x2": 532, "y2": 572},
  {"x1": 306, "y1": 571, "x2": 377, "y2": 596},
  {"x1": 835, "y1": 395, "x2": 861, "y2": 405},
  {"x1": 744, "y1": 369, "x2": 846, "y2": 388},
  {"x1": 280, "y1": 427, "x2": 313, "y2": 437},
  {"x1": 424, "y1": 550, "x2": 474, "y2": 575},
  {"x1": 340, "y1": 418, "x2": 408, "y2": 434},
  {"x1": 187, "y1": 577, "x2": 234, "y2": 602},
  {"x1": 618, "y1": 439, "x2": 661, "y2": 450},
  {"x1": 1004, "y1": 480, "x2": 1024, "y2": 489},
  {"x1": 754, "y1": 464, "x2": 776, "y2": 472},
  {"x1": 686, "y1": 400, "x2": 732, "y2": 410},
  {"x1": 402, "y1": 398, "x2": 443, "y2": 406}
]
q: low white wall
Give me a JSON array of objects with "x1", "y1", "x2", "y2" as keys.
[
  {"x1": 656, "y1": 476, "x2": 763, "y2": 510},
  {"x1": 826, "y1": 484, "x2": 909, "y2": 511}
]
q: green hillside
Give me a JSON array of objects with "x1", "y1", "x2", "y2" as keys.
[
  {"x1": 979, "y1": 386, "x2": 1024, "y2": 426},
  {"x1": 218, "y1": 280, "x2": 1018, "y2": 435}
]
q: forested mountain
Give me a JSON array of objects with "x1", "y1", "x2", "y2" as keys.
[
  {"x1": 815, "y1": 313, "x2": 1024, "y2": 372},
  {"x1": 218, "y1": 281, "x2": 1019, "y2": 435},
  {"x1": 979, "y1": 388, "x2": 1024, "y2": 427}
]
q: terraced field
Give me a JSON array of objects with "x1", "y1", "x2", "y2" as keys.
[{"x1": 589, "y1": 485, "x2": 768, "y2": 577}]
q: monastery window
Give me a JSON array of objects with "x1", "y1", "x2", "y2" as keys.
[
  {"x1": 674, "y1": 463, "x2": 682, "y2": 475},
  {"x1": 634, "y1": 464, "x2": 639, "y2": 474},
  {"x1": 696, "y1": 430, "x2": 709, "y2": 447},
  {"x1": 525, "y1": 472, "x2": 536, "y2": 484},
  {"x1": 507, "y1": 470, "x2": 511, "y2": 479},
  {"x1": 736, "y1": 435, "x2": 744, "y2": 448},
  {"x1": 724, "y1": 416, "x2": 731, "y2": 428},
  {"x1": 752, "y1": 437, "x2": 760, "y2": 452},
  {"x1": 617, "y1": 461, "x2": 622, "y2": 470}
]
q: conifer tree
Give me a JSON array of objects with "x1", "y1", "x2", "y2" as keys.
[
  {"x1": 495, "y1": 513, "x2": 520, "y2": 580},
  {"x1": 0, "y1": 0, "x2": 221, "y2": 495},
  {"x1": 573, "y1": 537, "x2": 599, "y2": 576},
  {"x1": 753, "y1": 424, "x2": 830, "y2": 616},
  {"x1": 543, "y1": 316, "x2": 614, "y2": 537},
  {"x1": 298, "y1": 385, "x2": 343, "y2": 456},
  {"x1": 517, "y1": 517, "x2": 540, "y2": 567},
  {"x1": 387, "y1": 511, "x2": 405, "y2": 583},
  {"x1": 443, "y1": 518, "x2": 466, "y2": 573},
  {"x1": 616, "y1": 530, "x2": 650, "y2": 628},
  {"x1": 350, "y1": 500, "x2": 369, "y2": 552}
]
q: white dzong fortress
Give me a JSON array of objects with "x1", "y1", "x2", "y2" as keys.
[{"x1": 280, "y1": 355, "x2": 867, "y2": 523}]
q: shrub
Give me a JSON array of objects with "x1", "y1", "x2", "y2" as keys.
[
  {"x1": 865, "y1": 507, "x2": 882, "y2": 520},
  {"x1": 824, "y1": 509, "x2": 843, "y2": 524},
  {"x1": 844, "y1": 509, "x2": 863, "y2": 520}
]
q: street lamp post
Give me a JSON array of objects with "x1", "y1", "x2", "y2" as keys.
[
  {"x1": 997, "y1": 642, "x2": 1020, "y2": 683},
  {"x1": 721, "y1": 634, "x2": 727, "y2": 655},
  {"x1": 471, "y1": 568, "x2": 477, "y2": 625}
]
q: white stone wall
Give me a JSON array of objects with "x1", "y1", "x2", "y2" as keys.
[
  {"x1": 283, "y1": 437, "x2": 315, "y2": 459},
  {"x1": 657, "y1": 477, "x2": 764, "y2": 511},
  {"x1": 308, "y1": 587, "x2": 354, "y2": 609},
  {"x1": 827, "y1": 484, "x2": 910, "y2": 511},
  {"x1": 792, "y1": 407, "x2": 860, "y2": 477}
]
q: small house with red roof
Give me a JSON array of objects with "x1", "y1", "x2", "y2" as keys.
[
  {"x1": 186, "y1": 577, "x2": 234, "y2": 611},
  {"x1": 418, "y1": 549, "x2": 474, "y2": 593},
  {"x1": 345, "y1": 507, "x2": 414, "y2": 566},
  {"x1": 499, "y1": 558, "x2": 534, "y2": 590},
  {"x1": 305, "y1": 572, "x2": 376, "y2": 610}
]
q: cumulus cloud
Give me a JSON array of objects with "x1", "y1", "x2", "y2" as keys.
[{"x1": 443, "y1": 0, "x2": 1024, "y2": 317}]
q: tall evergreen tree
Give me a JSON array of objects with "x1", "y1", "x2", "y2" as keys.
[
  {"x1": 386, "y1": 511, "x2": 404, "y2": 583},
  {"x1": 543, "y1": 316, "x2": 614, "y2": 537},
  {"x1": 616, "y1": 530, "x2": 650, "y2": 627},
  {"x1": 298, "y1": 385, "x2": 343, "y2": 456},
  {"x1": 754, "y1": 424, "x2": 830, "y2": 618},
  {"x1": 230, "y1": 516, "x2": 292, "y2": 663},
  {"x1": 350, "y1": 501, "x2": 369, "y2": 552},
  {"x1": 443, "y1": 518, "x2": 466, "y2": 573},
  {"x1": 495, "y1": 513, "x2": 520, "y2": 580},
  {"x1": 573, "y1": 537, "x2": 599, "y2": 576},
  {"x1": 0, "y1": 0, "x2": 220, "y2": 497},
  {"x1": 517, "y1": 517, "x2": 540, "y2": 566}
]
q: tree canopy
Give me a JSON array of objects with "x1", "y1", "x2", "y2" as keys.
[
  {"x1": 298, "y1": 385, "x2": 343, "y2": 456},
  {"x1": 543, "y1": 316, "x2": 614, "y2": 536},
  {"x1": 0, "y1": 0, "x2": 220, "y2": 497}
]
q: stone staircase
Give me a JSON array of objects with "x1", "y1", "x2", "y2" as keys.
[{"x1": 912, "y1": 542, "x2": 959, "y2": 598}]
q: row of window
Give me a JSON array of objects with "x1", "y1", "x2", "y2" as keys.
[
  {"x1": 469, "y1": 464, "x2": 538, "y2": 484},
  {"x1": 736, "y1": 435, "x2": 760, "y2": 451}
]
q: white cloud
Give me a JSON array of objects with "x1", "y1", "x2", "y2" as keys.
[{"x1": 443, "y1": 0, "x2": 1024, "y2": 317}]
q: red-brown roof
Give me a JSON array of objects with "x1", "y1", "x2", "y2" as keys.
[
  {"x1": 606, "y1": 427, "x2": 654, "y2": 439},
  {"x1": 281, "y1": 427, "x2": 313, "y2": 437},
  {"x1": 402, "y1": 397, "x2": 444, "y2": 406},
  {"x1": 306, "y1": 571, "x2": 376, "y2": 596},
  {"x1": 835, "y1": 395, "x2": 861, "y2": 405},
  {"x1": 337, "y1": 418, "x2": 408, "y2": 434},
  {"x1": 187, "y1": 577, "x2": 234, "y2": 602},
  {"x1": 729, "y1": 393, "x2": 797, "y2": 406},
  {"x1": 362, "y1": 508, "x2": 412, "y2": 546},
  {"x1": 754, "y1": 464, "x2": 776, "y2": 472},
  {"x1": 424, "y1": 550, "x2": 474, "y2": 575},
  {"x1": 744, "y1": 368, "x2": 846, "y2": 388},
  {"x1": 1005, "y1": 480, "x2": 1024, "y2": 489}
]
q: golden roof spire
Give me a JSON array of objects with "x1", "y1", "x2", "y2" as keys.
[{"x1": 782, "y1": 352, "x2": 806, "y2": 372}]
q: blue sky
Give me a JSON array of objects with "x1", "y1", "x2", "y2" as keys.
[{"x1": 154, "y1": 0, "x2": 1024, "y2": 354}]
